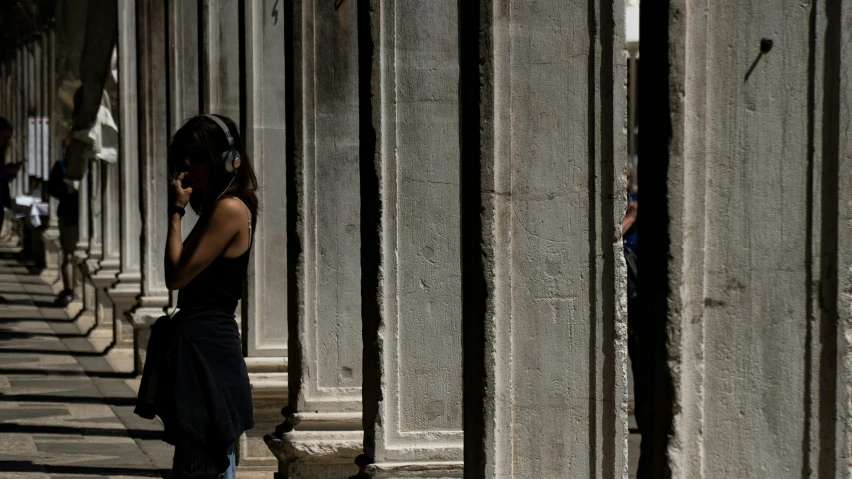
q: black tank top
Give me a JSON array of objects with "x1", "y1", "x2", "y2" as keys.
[{"x1": 177, "y1": 201, "x2": 253, "y2": 314}]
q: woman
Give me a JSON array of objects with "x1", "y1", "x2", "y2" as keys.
[{"x1": 135, "y1": 114, "x2": 257, "y2": 479}]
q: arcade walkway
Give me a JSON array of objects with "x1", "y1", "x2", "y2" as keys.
[{"x1": 0, "y1": 243, "x2": 169, "y2": 479}]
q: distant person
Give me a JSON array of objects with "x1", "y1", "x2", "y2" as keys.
[
  {"x1": 134, "y1": 114, "x2": 258, "y2": 479},
  {"x1": 624, "y1": 152, "x2": 649, "y2": 472},
  {"x1": 47, "y1": 140, "x2": 79, "y2": 307},
  {"x1": 0, "y1": 117, "x2": 21, "y2": 235}
]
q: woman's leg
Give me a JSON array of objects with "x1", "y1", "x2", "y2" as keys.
[
  {"x1": 222, "y1": 443, "x2": 236, "y2": 479},
  {"x1": 172, "y1": 429, "x2": 231, "y2": 479}
]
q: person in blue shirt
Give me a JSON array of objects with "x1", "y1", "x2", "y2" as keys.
[{"x1": 48, "y1": 145, "x2": 79, "y2": 307}]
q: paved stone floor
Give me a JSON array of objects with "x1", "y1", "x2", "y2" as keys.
[{"x1": 0, "y1": 246, "x2": 172, "y2": 479}]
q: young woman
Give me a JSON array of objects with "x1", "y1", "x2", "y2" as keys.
[{"x1": 137, "y1": 114, "x2": 258, "y2": 479}]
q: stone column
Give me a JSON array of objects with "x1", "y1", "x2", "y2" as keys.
[
  {"x1": 78, "y1": 157, "x2": 105, "y2": 334},
  {"x1": 641, "y1": 0, "x2": 852, "y2": 476},
  {"x1": 201, "y1": 0, "x2": 241, "y2": 122},
  {"x1": 17, "y1": 46, "x2": 27, "y2": 200},
  {"x1": 167, "y1": 0, "x2": 201, "y2": 235},
  {"x1": 29, "y1": 41, "x2": 39, "y2": 180},
  {"x1": 361, "y1": 2, "x2": 464, "y2": 476},
  {"x1": 106, "y1": 0, "x2": 143, "y2": 352},
  {"x1": 471, "y1": 1, "x2": 628, "y2": 477},
  {"x1": 837, "y1": 0, "x2": 852, "y2": 468},
  {"x1": 233, "y1": 2, "x2": 288, "y2": 476},
  {"x1": 128, "y1": 0, "x2": 170, "y2": 372},
  {"x1": 42, "y1": 28, "x2": 63, "y2": 287},
  {"x1": 261, "y1": 0, "x2": 362, "y2": 477},
  {"x1": 71, "y1": 157, "x2": 90, "y2": 316},
  {"x1": 91, "y1": 159, "x2": 120, "y2": 340},
  {"x1": 200, "y1": 0, "x2": 244, "y2": 331}
]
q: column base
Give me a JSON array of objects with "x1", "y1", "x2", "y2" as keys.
[
  {"x1": 91, "y1": 268, "x2": 119, "y2": 345},
  {"x1": 265, "y1": 411, "x2": 362, "y2": 479},
  {"x1": 127, "y1": 295, "x2": 169, "y2": 373},
  {"x1": 39, "y1": 226, "x2": 61, "y2": 288},
  {"x1": 363, "y1": 462, "x2": 464, "y2": 479},
  {"x1": 76, "y1": 254, "x2": 103, "y2": 315},
  {"x1": 106, "y1": 277, "x2": 141, "y2": 349},
  {"x1": 240, "y1": 358, "x2": 289, "y2": 477}
]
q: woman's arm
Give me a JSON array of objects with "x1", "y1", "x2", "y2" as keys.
[{"x1": 164, "y1": 174, "x2": 243, "y2": 290}]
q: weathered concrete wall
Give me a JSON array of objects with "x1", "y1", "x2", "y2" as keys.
[
  {"x1": 363, "y1": 1, "x2": 465, "y2": 476},
  {"x1": 241, "y1": 1, "x2": 289, "y2": 476},
  {"x1": 479, "y1": 0, "x2": 627, "y2": 477},
  {"x1": 129, "y1": 0, "x2": 170, "y2": 371},
  {"x1": 106, "y1": 0, "x2": 143, "y2": 351},
  {"x1": 242, "y1": 0, "x2": 288, "y2": 360},
  {"x1": 266, "y1": 0, "x2": 364, "y2": 476},
  {"x1": 837, "y1": 0, "x2": 852, "y2": 472},
  {"x1": 203, "y1": 0, "x2": 241, "y2": 121},
  {"x1": 646, "y1": 0, "x2": 852, "y2": 476}
]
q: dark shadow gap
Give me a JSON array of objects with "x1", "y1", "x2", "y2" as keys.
[
  {"x1": 0, "y1": 392, "x2": 137, "y2": 406},
  {"x1": 817, "y1": 0, "x2": 841, "y2": 475},
  {"x1": 0, "y1": 330, "x2": 96, "y2": 339},
  {"x1": 358, "y1": 0, "x2": 380, "y2": 465},
  {"x1": 459, "y1": 0, "x2": 485, "y2": 477},
  {"x1": 0, "y1": 423, "x2": 163, "y2": 440},
  {"x1": 0, "y1": 368, "x2": 136, "y2": 379},
  {"x1": 802, "y1": 0, "x2": 818, "y2": 475},
  {"x1": 284, "y1": 0, "x2": 302, "y2": 411},
  {"x1": 598, "y1": 0, "x2": 617, "y2": 473},
  {"x1": 238, "y1": 0, "x2": 247, "y2": 140},
  {"x1": 0, "y1": 317, "x2": 77, "y2": 324},
  {"x1": 0, "y1": 346, "x2": 113, "y2": 357},
  {"x1": 164, "y1": 0, "x2": 172, "y2": 138},
  {"x1": 586, "y1": 0, "x2": 599, "y2": 475},
  {"x1": 197, "y1": 0, "x2": 205, "y2": 109},
  {"x1": 0, "y1": 299, "x2": 62, "y2": 308},
  {"x1": 638, "y1": 0, "x2": 675, "y2": 476},
  {"x1": 0, "y1": 461, "x2": 167, "y2": 477}
]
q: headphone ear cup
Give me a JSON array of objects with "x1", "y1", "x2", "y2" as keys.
[{"x1": 222, "y1": 148, "x2": 240, "y2": 173}]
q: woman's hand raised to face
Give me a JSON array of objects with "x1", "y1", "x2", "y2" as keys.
[{"x1": 172, "y1": 172, "x2": 193, "y2": 208}]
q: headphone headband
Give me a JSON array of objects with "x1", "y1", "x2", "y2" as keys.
[{"x1": 204, "y1": 114, "x2": 234, "y2": 147}]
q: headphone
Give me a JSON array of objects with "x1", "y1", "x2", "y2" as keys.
[{"x1": 204, "y1": 114, "x2": 241, "y2": 173}]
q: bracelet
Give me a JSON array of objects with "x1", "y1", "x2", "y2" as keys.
[{"x1": 169, "y1": 204, "x2": 186, "y2": 218}]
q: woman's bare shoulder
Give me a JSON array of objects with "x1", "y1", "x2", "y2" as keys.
[{"x1": 209, "y1": 197, "x2": 247, "y2": 226}]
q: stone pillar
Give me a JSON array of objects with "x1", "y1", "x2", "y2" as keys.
[
  {"x1": 201, "y1": 0, "x2": 244, "y2": 332},
  {"x1": 128, "y1": 0, "x2": 170, "y2": 372},
  {"x1": 361, "y1": 2, "x2": 464, "y2": 476},
  {"x1": 42, "y1": 28, "x2": 63, "y2": 288},
  {"x1": 641, "y1": 0, "x2": 852, "y2": 476},
  {"x1": 261, "y1": 0, "x2": 362, "y2": 477},
  {"x1": 236, "y1": 1, "x2": 289, "y2": 476},
  {"x1": 91, "y1": 160, "x2": 120, "y2": 339},
  {"x1": 106, "y1": 0, "x2": 143, "y2": 352},
  {"x1": 17, "y1": 45, "x2": 27, "y2": 200},
  {"x1": 92, "y1": 46, "x2": 122, "y2": 324},
  {"x1": 167, "y1": 0, "x2": 201, "y2": 235},
  {"x1": 837, "y1": 0, "x2": 852, "y2": 468},
  {"x1": 79, "y1": 158, "x2": 105, "y2": 334},
  {"x1": 201, "y1": 0, "x2": 241, "y2": 122},
  {"x1": 71, "y1": 157, "x2": 90, "y2": 316},
  {"x1": 471, "y1": 1, "x2": 628, "y2": 477}
]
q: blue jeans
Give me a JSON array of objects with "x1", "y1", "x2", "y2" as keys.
[{"x1": 172, "y1": 432, "x2": 236, "y2": 479}]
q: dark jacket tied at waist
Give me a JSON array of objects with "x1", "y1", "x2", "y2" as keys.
[{"x1": 135, "y1": 308, "x2": 254, "y2": 469}]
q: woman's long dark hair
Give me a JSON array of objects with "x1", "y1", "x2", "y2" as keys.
[{"x1": 167, "y1": 114, "x2": 259, "y2": 227}]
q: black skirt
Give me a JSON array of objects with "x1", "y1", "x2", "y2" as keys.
[{"x1": 135, "y1": 307, "x2": 254, "y2": 469}]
